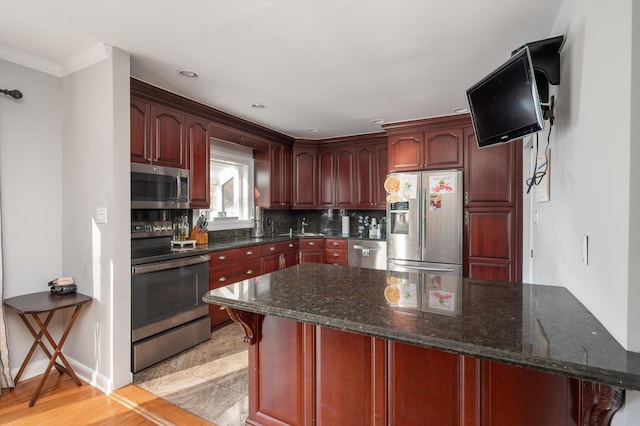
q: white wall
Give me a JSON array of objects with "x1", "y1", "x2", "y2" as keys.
[
  {"x1": 535, "y1": 1, "x2": 639, "y2": 424},
  {"x1": 0, "y1": 49, "x2": 130, "y2": 392},
  {"x1": 60, "y1": 47, "x2": 131, "y2": 391},
  {"x1": 0, "y1": 59, "x2": 65, "y2": 377}
]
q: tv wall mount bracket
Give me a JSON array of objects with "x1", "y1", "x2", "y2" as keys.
[{"x1": 513, "y1": 35, "x2": 564, "y2": 122}]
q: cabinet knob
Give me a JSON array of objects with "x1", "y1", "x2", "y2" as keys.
[
  {"x1": 289, "y1": 243, "x2": 294, "y2": 247},
  {"x1": 218, "y1": 277, "x2": 226, "y2": 282},
  {"x1": 309, "y1": 242, "x2": 315, "y2": 246},
  {"x1": 270, "y1": 247, "x2": 276, "y2": 251},
  {"x1": 333, "y1": 253, "x2": 339, "y2": 257},
  {"x1": 246, "y1": 250, "x2": 253, "y2": 255},
  {"x1": 333, "y1": 242, "x2": 339, "y2": 246},
  {"x1": 246, "y1": 269, "x2": 253, "y2": 274},
  {"x1": 218, "y1": 255, "x2": 226, "y2": 260}
]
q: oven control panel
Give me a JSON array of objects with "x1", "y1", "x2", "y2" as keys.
[{"x1": 131, "y1": 221, "x2": 173, "y2": 239}]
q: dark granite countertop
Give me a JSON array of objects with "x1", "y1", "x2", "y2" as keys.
[
  {"x1": 206, "y1": 234, "x2": 384, "y2": 252},
  {"x1": 203, "y1": 263, "x2": 640, "y2": 391}
]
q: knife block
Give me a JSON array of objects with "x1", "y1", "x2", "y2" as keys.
[{"x1": 191, "y1": 227, "x2": 208, "y2": 246}]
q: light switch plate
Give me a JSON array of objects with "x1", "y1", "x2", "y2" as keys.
[
  {"x1": 96, "y1": 207, "x2": 107, "y2": 224},
  {"x1": 581, "y1": 234, "x2": 589, "y2": 265}
]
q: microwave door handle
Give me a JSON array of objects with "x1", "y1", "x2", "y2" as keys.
[{"x1": 175, "y1": 175, "x2": 181, "y2": 202}]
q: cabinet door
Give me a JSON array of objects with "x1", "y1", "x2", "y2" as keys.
[
  {"x1": 187, "y1": 115, "x2": 210, "y2": 209},
  {"x1": 424, "y1": 128, "x2": 463, "y2": 169},
  {"x1": 293, "y1": 148, "x2": 317, "y2": 208},
  {"x1": 388, "y1": 342, "x2": 461, "y2": 425},
  {"x1": 335, "y1": 146, "x2": 356, "y2": 208},
  {"x1": 261, "y1": 254, "x2": 282, "y2": 274},
  {"x1": 464, "y1": 207, "x2": 517, "y2": 282},
  {"x1": 269, "y1": 144, "x2": 285, "y2": 206},
  {"x1": 464, "y1": 127, "x2": 517, "y2": 206},
  {"x1": 150, "y1": 104, "x2": 186, "y2": 168},
  {"x1": 280, "y1": 144, "x2": 293, "y2": 207},
  {"x1": 388, "y1": 133, "x2": 423, "y2": 171},
  {"x1": 374, "y1": 143, "x2": 388, "y2": 208},
  {"x1": 317, "y1": 149, "x2": 335, "y2": 208},
  {"x1": 130, "y1": 97, "x2": 151, "y2": 164},
  {"x1": 356, "y1": 146, "x2": 375, "y2": 209}
]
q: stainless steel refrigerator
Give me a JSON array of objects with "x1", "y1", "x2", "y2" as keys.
[{"x1": 386, "y1": 170, "x2": 463, "y2": 276}]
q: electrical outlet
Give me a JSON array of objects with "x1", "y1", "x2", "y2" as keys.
[{"x1": 96, "y1": 207, "x2": 107, "y2": 224}]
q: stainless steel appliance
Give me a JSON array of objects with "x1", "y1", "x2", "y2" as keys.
[
  {"x1": 131, "y1": 220, "x2": 210, "y2": 372},
  {"x1": 348, "y1": 240, "x2": 387, "y2": 270},
  {"x1": 251, "y1": 206, "x2": 264, "y2": 238},
  {"x1": 386, "y1": 170, "x2": 463, "y2": 277},
  {"x1": 131, "y1": 163, "x2": 190, "y2": 209}
]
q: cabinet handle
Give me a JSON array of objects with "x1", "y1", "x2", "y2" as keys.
[
  {"x1": 333, "y1": 242, "x2": 339, "y2": 246},
  {"x1": 464, "y1": 211, "x2": 469, "y2": 226},
  {"x1": 218, "y1": 277, "x2": 227, "y2": 282},
  {"x1": 270, "y1": 247, "x2": 276, "y2": 251},
  {"x1": 464, "y1": 191, "x2": 469, "y2": 204},
  {"x1": 288, "y1": 243, "x2": 294, "y2": 248},
  {"x1": 246, "y1": 250, "x2": 253, "y2": 255},
  {"x1": 218, "y1": 255, "x2": 226, "y2": 260},
  {"x1": 333, "y1": 253, "x2": 339, "y2": 257},
  {"x1": 309, "y1": 242, "x2": 315, "y2": 246},
  {"x1": 246, "y1": 269, "x2": 253, "y2": 274}
]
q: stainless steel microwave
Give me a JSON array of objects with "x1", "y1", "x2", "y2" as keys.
[{"x1": 131, "y1": 163, "x2": 190, "y2": 209}]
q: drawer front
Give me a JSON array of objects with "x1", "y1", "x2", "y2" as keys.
[
  {"x1": 210, "y1": 246, "x2": 261, "y2": 266},
  {"x1": 262, "y1": 240, "x2": 299, "y2": 256},
  {"x1": 325, "y1": 238, "x2": 347, "y2": 250},
  {"x1": 210, "y1": 258, "x2": 262, "y2": 288},
  {"x1": 324, "y1": 250, "x2": 348, "y2": 264},
  {"x1": 299, "y1": 238, "x2": 325, "y2": 251}
]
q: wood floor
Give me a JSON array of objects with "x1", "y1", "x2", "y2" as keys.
[{"x1": 0, "y1": 373, "x2": 214, "y2": 425}]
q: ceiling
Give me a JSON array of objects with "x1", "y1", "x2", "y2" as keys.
[{"x1": 0, "y1": 0, "x2": 562, "y2": 139}]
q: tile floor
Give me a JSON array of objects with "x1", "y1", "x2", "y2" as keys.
[{"x1": 133, "y1": 323, "x2": 249, "y2": 425}]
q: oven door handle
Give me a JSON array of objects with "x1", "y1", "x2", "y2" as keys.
[{"x1": 132, "y1": 254, "x2": 211, "y2": 275}]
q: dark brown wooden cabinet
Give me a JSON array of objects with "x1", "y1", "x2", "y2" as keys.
[
  {"x1": 208, "y1": 246, "x2": 262, "y2": 329},
  {"x1": 186, "y1": 115, "x2": 210, "y2": 209},
  {"x1": 299, "y1": 238, "x2": 325, "y2": 264},
  {"x1": 130, "y1": 96, "x2": 151, "y2": 164},
  {"x1": 323, "y1": 238, "x2": 348, "y2": 266},
  {"x1": 130, "y1": 96, "x2": 187, "y2": 168},
  {"x1": 355, "y1": 141, "x2": 388, "y2": 209},
  {"x1": 388, "y1": 128, "x2": 463, "y2": 172},
  {"x1": 463, "y1": 127, "x2": 522, "y2": 282},
  {"x1": 245, "y1": 315, "x2": 589, "y2": 426},
  {"x1": 292, "y1": 146, "x2": 317, "y2": 209},
  {"x1": 318, "y1": 146, "x2": 356, "y2": 208},
  {"x1": 261, "y1": 240, "x2": 299, "y2": 274},
  {"x1": 256, "y1": 142, "x2": 293, "y2": 209}
]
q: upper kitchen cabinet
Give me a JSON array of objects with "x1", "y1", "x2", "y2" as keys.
[
  {"x1": 318, "y1": 146, "x2": 356, "y2": 209},
  {"x1": 384, "y1": 116, "x2": 468, "y2": 172},
  {"x1": 131, "y1": 96, "x2": 187, "y2": 168},
  {"x1": 293, "y1": 144, "x2": 317, "y2": 209},
  {"x1": 463, "y1": 127, "x2": 518, "y2": 206},
  {"x1": 186, "y1": 115, "x2": 210, "y2": 209},
  {"x1": 255, "y1": 141, "x2": 293, "y2": 209},
  {"x1": 355, "y1": 138, "x2": 388, "y2": 210}
]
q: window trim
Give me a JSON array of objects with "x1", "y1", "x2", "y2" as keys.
[{"x1": 207, "y1": 139, "x2": 254, "y2": 231}]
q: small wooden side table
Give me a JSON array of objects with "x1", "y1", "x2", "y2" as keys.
[{"x1": 4, "y1": 291, "x2": 92, "y2": 407}]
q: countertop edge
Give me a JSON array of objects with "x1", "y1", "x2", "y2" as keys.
[{"x1": 204, "y1": 294, "x2": 639, "y2": 391}]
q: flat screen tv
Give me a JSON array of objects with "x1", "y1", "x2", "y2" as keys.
[{"x1": 466, "y1": 46, "x2": 545, "y2": 148}]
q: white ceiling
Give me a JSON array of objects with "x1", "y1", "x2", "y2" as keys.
[{"x1": 0, "y1": 0, "x2": 562, "y2": 139}]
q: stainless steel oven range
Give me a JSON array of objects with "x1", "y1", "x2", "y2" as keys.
[{"x1": 131, "y1": 220, "x2": 210, "y2": 372}]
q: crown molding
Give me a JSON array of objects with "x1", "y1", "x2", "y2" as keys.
[{"x1": 0, "y1": 43, "x2": 112, "y2": 77}]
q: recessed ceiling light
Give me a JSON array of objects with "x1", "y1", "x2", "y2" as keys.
[
  {"x1": 371, "y1": 119, "x2": 384, "y2": 124},
  {"x1": 251, "y1": 103, "x2": 265, "y2": 108},
  {"x1": 177, "y1": 69, "x2": 198, "y2": 78},
  {"x1": 452, "y1": 107, "x2": 469, "y2": 113},
  {"x1": 306, "y1": 128, "x2": 319, "y2": 133}
]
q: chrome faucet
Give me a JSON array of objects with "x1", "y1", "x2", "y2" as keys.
[{"x1": 301, "y1": 217, "x2": 308, "y2": 234}]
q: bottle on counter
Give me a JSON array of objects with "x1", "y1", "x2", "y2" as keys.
[
  {"x1": 369, "y1": 218, "x2": 377, "y2": 239},
  {"x1": 357, "y1": 216, "x2": 365, "y2": 238}
]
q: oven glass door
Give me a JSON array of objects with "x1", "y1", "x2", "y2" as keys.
[{"x1": 132, "y1": 255, "x2": 209, "y2": 339}]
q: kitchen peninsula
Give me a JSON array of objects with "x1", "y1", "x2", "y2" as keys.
[{"x1": 204, "y1": 263, "x2": 639, "y2": 426}]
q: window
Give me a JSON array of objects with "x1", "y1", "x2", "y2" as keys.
[{"x1": 208, "y1": 139, "x2": 254, "y2": 230}]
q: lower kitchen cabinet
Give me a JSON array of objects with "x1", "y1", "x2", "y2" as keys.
[
  {"x1": 261, "y1": 239, "x2": 299, "y2": 273},
  {"x1": 245, "y1": 317, "x2": 586, "y2": 426},
  {"x1": 299, "y1": 238, "x2": 325, "y2": 264},
  {"x1": 208, "y1": 246, "x2": 262, "y2": 329},
  {"x1": 323, "y1": 238, "x2": 347, "y2": 266}
]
